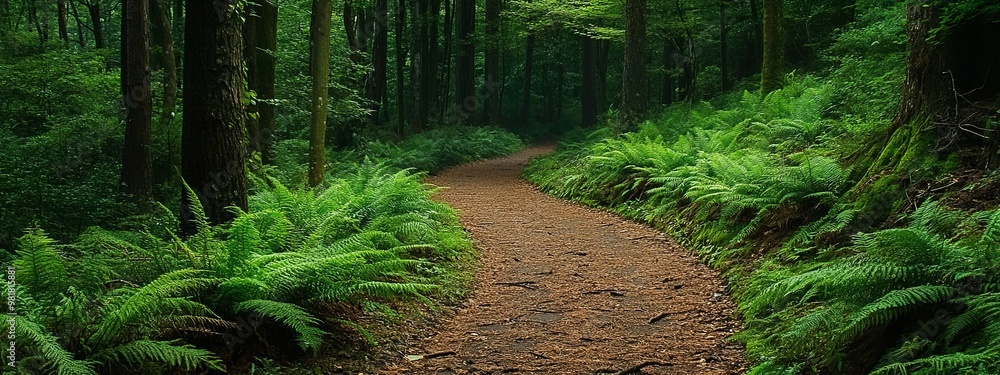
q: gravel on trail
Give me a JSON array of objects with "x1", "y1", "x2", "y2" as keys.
[{"x1": 382, "y1": 145, "x2": 745, "y2": 374}]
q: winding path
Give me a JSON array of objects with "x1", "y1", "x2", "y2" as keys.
[{"x1": 384, "y1": 145, "x2": 745, "y2": 374}]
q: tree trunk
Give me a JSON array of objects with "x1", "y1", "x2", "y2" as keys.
[
  {"x1": 84, "y1": 1, "x2": 102, "y2": 48},
  {"x1": 181, "y1": 0, "x2": 248, "y2": 228},
  {"x1": 57, "y1": 0, "x2": 68, "y2": 42},
  {"x1": 422, "y1": 0, "x2": 440, "y2": 128},
  {"x1": 151, "y1": 0, "x2": 176, "y2": 129},
  {"x1": 308, "y1": 0, "x2": 333, "y2": 186},
  {"x1": 596, "y1": 39, "x2": 610, "y2": 113},
  {"x1": 69, "y1": 0, "x2": 87, "y2": 46},
  {"x1": 245, "y1": 0, "x2": 277, "y2": 163},
  {"x1": 619, "y1": 0, "x2": 648, "y2": 130},
  {"x1": 521, "y1": 32, "x2": 534, "y2": 124},
  {"x1": 367, "y1": 0, "x2": 388, "y2": 127},
  {"x1": 483, "y1": 0, "x2": 501, "y2": 125},
  {"x1": 394, "y1": 0, "x2": 406, "y2": 137},
  {"x1": 340, "y1": 1, "x2": 361, "y2": 147},
  {"x1": 661, "y1": 37, "x2": 674, "y2": 105},
  {"x1": 121, "y1": 0, "x2": 152, "y2": 199},
  {"x1": 408, "y1": 0, "x2": 424, "y2": 130},
  {"x1": 760, "y1": 0, "x2": 784, "y2": 97},
  {"x1": 720, "y1": 0, "x2": 729, "y2": 91},
  {"x1": 438, "y1": 0, "x2": 454, "y2": 121},
  {"x1": 581, "y1": 36, "x2": 598, "y2": 128},
  {"x1": 455, "y1": 0, "x2": 475, "y2": 125}
]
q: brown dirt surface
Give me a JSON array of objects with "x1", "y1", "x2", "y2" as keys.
[{"x1": 381, "y1": 145, "x2": 745, "y2": 374}]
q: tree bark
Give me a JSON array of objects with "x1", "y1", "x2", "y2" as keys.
[
  {"x1": 181, "y1": 0, "x2": 248, "y2": 227},
  {"x1": 581, "y1": 36, "x2": 598, "y2": 128},
  {"x1": 394, "y1": 0, "x2": 406, "y2": 137},
  {"x1": 422, "y1": 0, "x2": 440, "y2": 127},
  {"x1": 596, "y1": 39, "x2": 610, "y2": 114},
  {"x1": 121, "y1": 0, "x2": 152, "y2": 199},
  {"x1": 720, "y1": 0, "x2": 729, "y2": 91},
  {"x1": 309, "y1": 0, "x2": 333, "y2": 186},
  {"x1": 151, "y1": 0, "x2": 176, "y2": 129},
  {"x1": 455, "y1": 0, "x2": 475, "y2": 125},
  {"x1": 438, "y1": 0, "x2": 454, "y2": 121},
  {"x1": 521, "y1": 31, "x2": 534, "y2": 124},
  {"x1": 408, "y1": 0, "x2": 424, "y2": 130},
  {"x1": 367, "y1": 0, "x2": 388, "y2": 126},
  {"x1": 483, "y1": 0, "x2": 501, "y2": 125},
  {"x1": 760, "y1": 0, "x2": 784, "y2": 97},
  {"x1": 661, "y1": 37, "x2": 674, "y2": 105},
  {"x1": 83, "y1": 1, "x2": 102, "y2": 48},
  {"x1": 244, "y1": 0, "x2": 277, "y2": 163},
  {"x1": 620, "y1": 0, "x2": 648, "y2": 130},
  {"x1": 57, "y1": 0, "x2": 68, "y2": 42}
]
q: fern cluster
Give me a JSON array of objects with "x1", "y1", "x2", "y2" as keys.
[{"x1": 2, "y1": 162, "x2": 473, "y2": 373}]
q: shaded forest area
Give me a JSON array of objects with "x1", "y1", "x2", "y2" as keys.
[{"x1": 1, "y1": 0, "x2": 999, "y2": 373}]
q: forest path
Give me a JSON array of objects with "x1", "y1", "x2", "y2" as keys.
[{"x1": 382, "y1": 145, "x2": 744, "y2": 374}]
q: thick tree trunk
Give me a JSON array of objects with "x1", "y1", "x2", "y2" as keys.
[
  {"x1": 581, "y1": 36, "x2": 598, "y2": 128},
  {"x1": 151, "y1": 0, "x2": 176, "y2": 128},
  {"x1": 245, "y1": 0, "x2": 277, "y2": 162},
  {"x1": 483, "y1": 0, "x2": 501, "y2": 125},
  {"x1": 121, "y1": 0, "x2": 152, "y2": 199},
  {"x1": 619, "y1": 0, "x2": 648, "y2": 130},
  {"x1": 308, "y1": 0, "x2": 333, "y2": 186},
  {"x1": 181, "y1": 0, "x2": 248, "y2": 228},
  {"x1": 394, "y1": 0, "x2": 406, "y2": 137},
  {"x1": 760, "y1": 0, "x2": 784, "y2": 97},
  {"x1": 455, "y1": 0, "x2": 475, "y2": 125}
]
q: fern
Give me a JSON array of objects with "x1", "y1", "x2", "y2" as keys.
[
  {"x1": 235, "y1": 300, "x2": 326, "y2": 352},
  {"x1": 99, "y1": 340, "x2": 224, "y2": 372},
  {"x1": 4, "y1": 316, "x2": 98, "y2": 375}
]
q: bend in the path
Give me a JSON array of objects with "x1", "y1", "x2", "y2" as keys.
[{"x1": 383, "y1": 145, "x2": 745, "y2": 374}]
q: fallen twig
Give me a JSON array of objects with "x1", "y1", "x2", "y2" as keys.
[
  {"x1": 496, "y1": 281, "x2": 538, "y2": 290},
  {"x1": 615, "y1": 361, "x2": 670, "y2": 375},
  {"x1": 648, "y1": 312, "x2": 669, "y2": 324},
  {"x1": 423, "y1": 350, "x2": 456, "y2": 359}
]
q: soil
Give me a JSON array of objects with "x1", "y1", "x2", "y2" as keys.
[{"x1": 380, "y1": 145, "x2": 745, "y2": 374}]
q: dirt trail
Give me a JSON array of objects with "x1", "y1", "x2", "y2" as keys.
[{"x1": 383, "y1": 145, "x2": 744, "y2": 374}]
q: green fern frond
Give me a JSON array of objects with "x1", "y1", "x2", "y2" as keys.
[
  {"x1": 14, "y1": 228, "x2": 69, "y2": 300},
  {"x1": 5, "y1": 315, "x2": 97, "y2": 375},
  {"x1": 99, "y1": 339, "x2": 223, "y2": 371},
  {"x1": 235, "y1": 299, "x2": 326, "y2": 352},
  {"x1": 839, "y1": 285, "x2": 957, "y2": 345}
]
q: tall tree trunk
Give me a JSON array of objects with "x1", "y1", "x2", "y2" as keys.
[
  {"x1": 581, "y1": 36, "x2": 598, "y2": 128},
  {"x1": 57, "y1": 0, "x2": 68, "y2": 42},
  {"x1": 340, "y1": 1, "x2": 361, "y2": 147},
  {"x1": 521, "y1": 31, "x2": 534, "y2": 124},
  {"x1": 83, "y1": 1, "x2": 102, "y2": 48},
  {"x1": 367, "y1": 0, "x2": 388, "y2": 126},
  {"x1": 596, "y1": 39, "x2": 610, "y2": 113},
  {"x1": 151, "y1": 0, "x2": 176, "y2": 128},
  {"x1": 747, "y1": 0, "x2": 762, "y2": 73},
  {"x1": 483, "y1": 0, "x2": 501, "y2": 125},
  {"x1": 308, "y1": 0, "x2": 333, "y2": 186},
  {"x1": 620, "y1": 0, "x2": 648, "y2": 130},
  {"x1": 422, "y1": 0, "x2": 440, "y2": 128},
  {"x1": 148, "y1": 0, "x2": 163, "y2": 69},
  {"x1": 245, "y1": 0, "x2": 277, "y2": 163},
  {"x1": 760, "y1": 0, "x2": 784, "y2": 97},
  {"x1": 720, "y1": 0, "x2": 729, "y2": 91},
  {"x1": 661, "y1": 37, "x2": 674, "y2": 105},
  {"x1": 181, "y1": 0, "x2": 248, "y2": 227},
  {"x1": 121, "y1": 0, "x2": 152, "y2": 199},
  {"x1": 394, "y1": 0, "x2": 406, "y2": 137},
  {"x1": 408, "y1": 0, "x2": 424, "y2": 130},
  {"x1": 455, "y1": 0, "x2": 475, "y2": 125},
  {"x1": 438, "y1": 0, "x2": 454, "y2": 121}
]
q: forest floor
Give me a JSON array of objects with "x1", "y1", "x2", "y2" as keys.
[{"x1": 377, "y1": 145, "x2": 745, "y2": 374}]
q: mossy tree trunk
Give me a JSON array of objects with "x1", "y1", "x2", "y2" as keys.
[{"x1": 309, "y1": 0, "x2": 333, "y2": 186}]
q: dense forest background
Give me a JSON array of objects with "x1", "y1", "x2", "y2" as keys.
[{"x1": 1, "y1": 0, "x2": 999, "y2": 373}]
